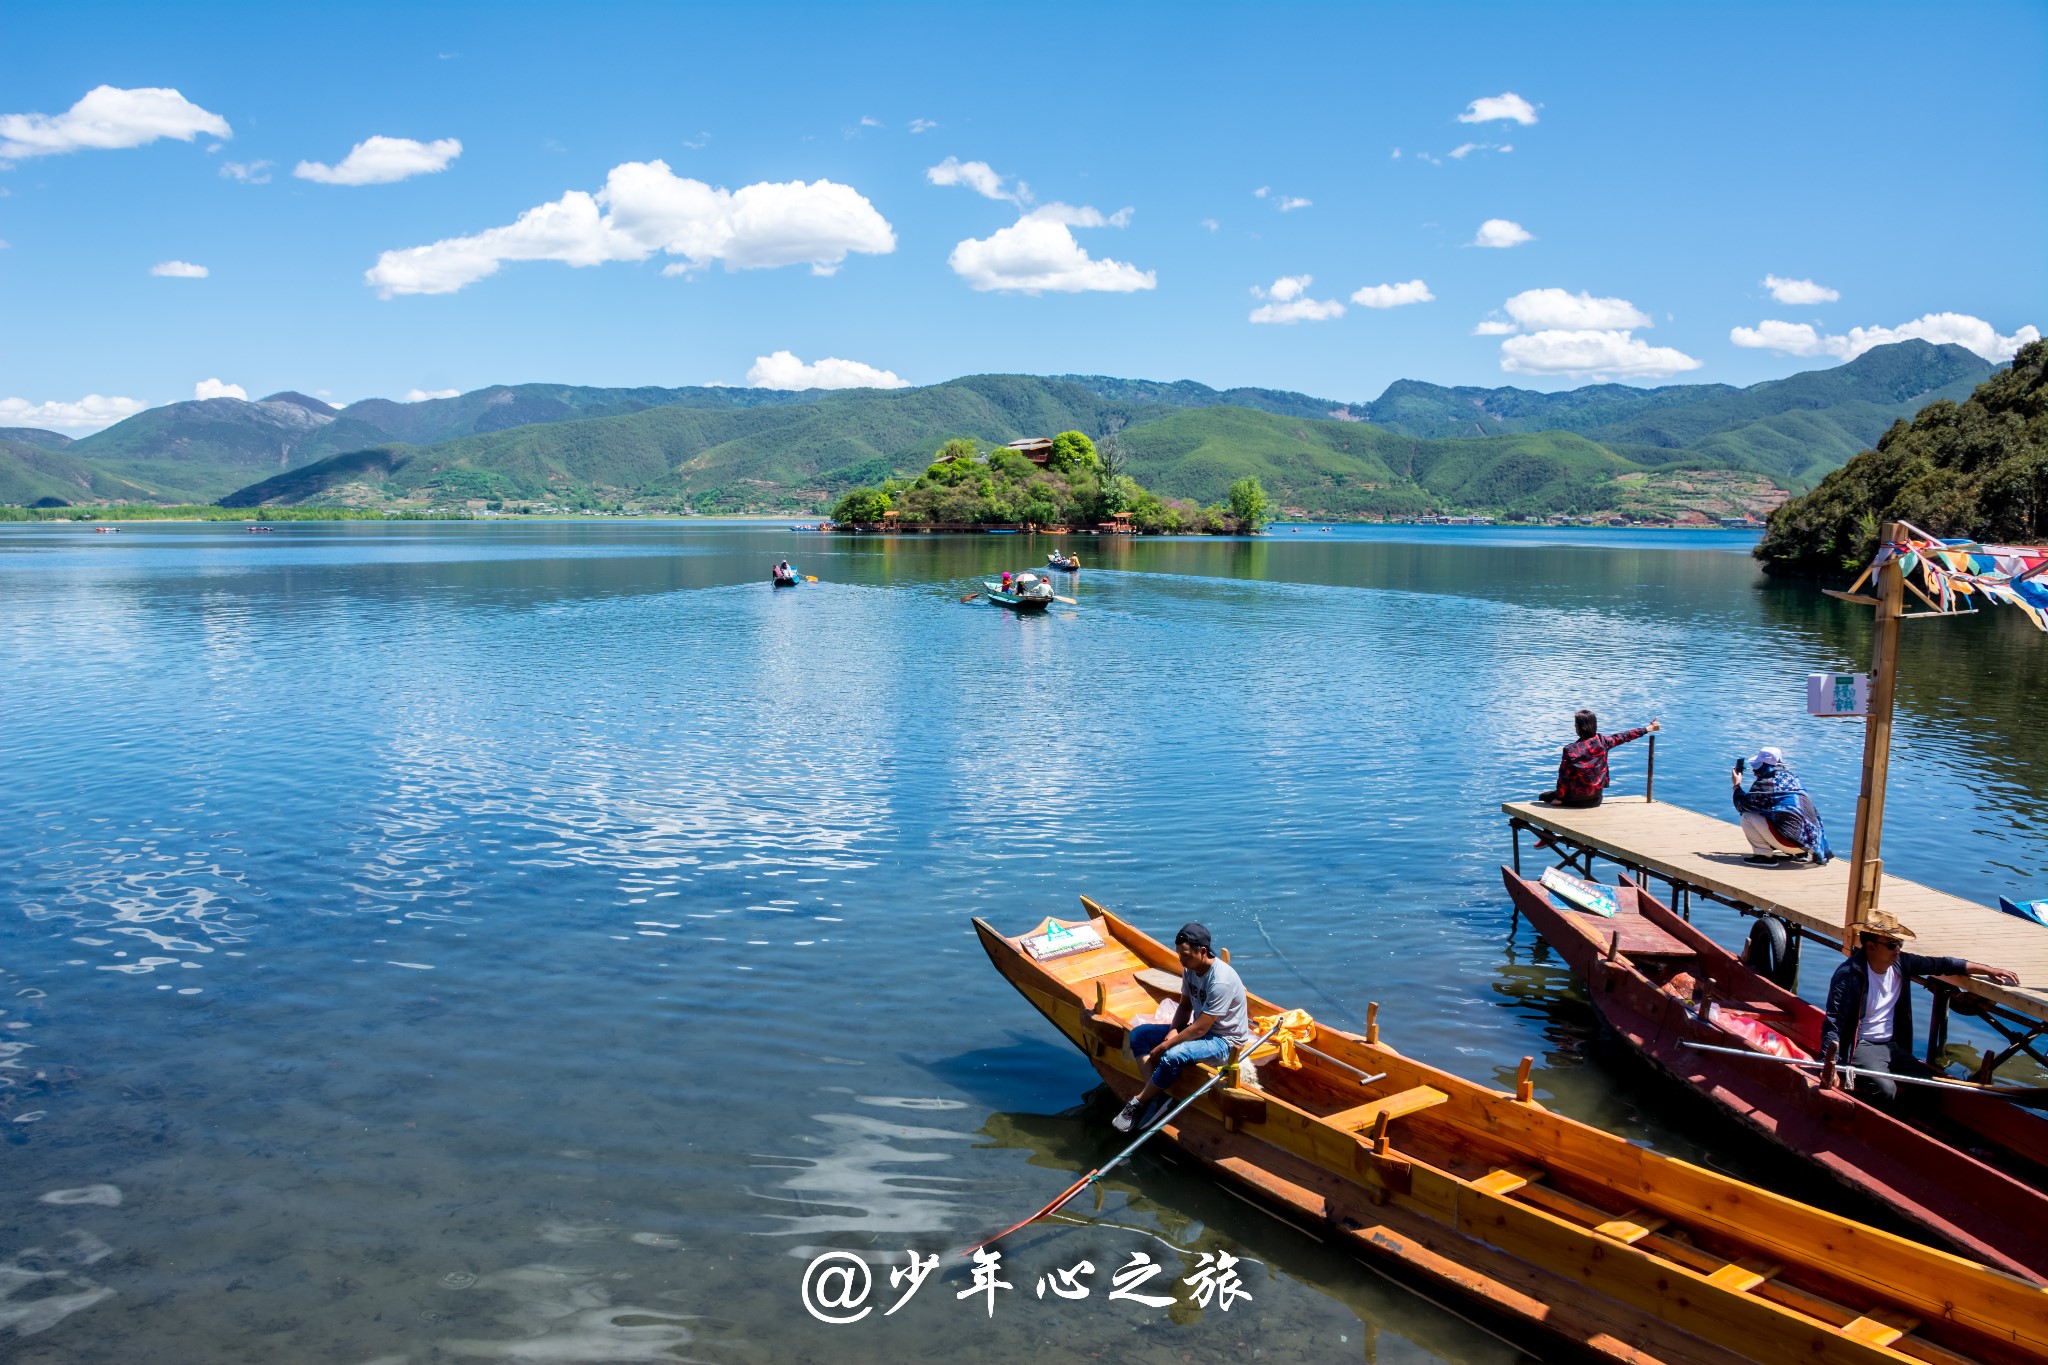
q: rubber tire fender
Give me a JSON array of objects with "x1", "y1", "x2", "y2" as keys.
[{"x1": 1742, "y1": 916, "x2": 1792, "y2": 989}]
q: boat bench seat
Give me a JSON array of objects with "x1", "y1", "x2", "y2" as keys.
[{"x1": 1323, "y1": 1085, "x2": 1448, "y2": 1134}]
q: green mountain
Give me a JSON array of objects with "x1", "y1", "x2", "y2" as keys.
[
  {"x1": 17, "y1": 340, "x2": 2000, "y2": 521},
  {"x1": 1358, "y1": 341, "x2": 1991, "y2": 489},
  {"x1": 1757, "y1": 339, "x2": 2046, "y2": 575},
  {"x1": 0, "y1": 427, "x2": 76, "y2": 452},
  {"x1": 0, "y1": 435, "x2": 160, "y2": 506}
]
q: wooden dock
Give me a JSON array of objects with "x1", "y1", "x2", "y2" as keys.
[{"x1": 1502, "y1": 795, "x2": 2048, "y2": 1027}]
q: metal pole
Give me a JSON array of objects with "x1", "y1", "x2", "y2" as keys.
[
  {"x1": 1645, "y1": 733, "x2": 1656, "y2": 803},
  {"x1": 1842, "y1": 521, "x2": 1905, "y2": 949}
]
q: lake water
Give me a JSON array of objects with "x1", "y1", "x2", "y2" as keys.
[{"x1": 2, "y1": 520, "x2": 2043, "y2": 1364}]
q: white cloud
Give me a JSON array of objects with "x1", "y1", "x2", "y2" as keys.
[
  {"x1": 926, "y1": 156, "x2": 1028, "y2": 206},
  {"x1": 1391, "y1": 148, "x2": 1401, "y2": 159},
  {"x1": 403, "y1": 387, "x2": 461, "y2": 402},
  {"x1": 909, "y1": 119, "x2": 937, "y2": 134},
  {"x1": 745, "y1": 351, "x2": 908, "y2": 390},
  {"x1": 681, "y1": 132, "x2": 710, "y2": 149},
  {"x1": 0, "y1": 85, "x2": 230, "y2": 160},
  {"x1": 1731, "y1": 311, "x2": 2038, "y2": 363},
  {"x1": 859, "y1": 116, "x2": 882, "y2": 128},
  {"x1": 1276, "y1": 196, "x2": 1311, "y2": 212},
  {"x1": 1459, "y1": 92, "x2": 1539, "y2": 125},
  {"x1": 1503, "y1": 288, "x2": 1649, "y2": 330},
  {"x1": 1350, "y1": 278, "x2": 1434, "y2": 309},
  {"x1": 1474, "y1": 218, "x2": 1533, "y2": 248},
  {"x1": 947, "y1": 204, "x2": 1154, "y2": 295},
  {"x1": 194, "y1": 378, "x2": 247, "y2": 400},
  {"x1": 1763, "y1": 274, "x2": 1838, "y2": 305},
  {"x1": 295, "y1": 136, "x2": 462, "y2": 186},
  {"x1": 1253, "y1": 186, "x2": 1269, "y2": 198},
  {"x1": 150, "y1": 260, "x2": 209, "y2": 278},
  {"x1": 1729, "y1": 320, "x2": 1827, "y2": 356},
  {"x1": 1250, "y1": 275, "x2": 1344, "y2": 324},
  {"x1": 365, "y1": 160, "x2": 896, "y2": 296},
  {"x1": 1449, "y1": 143, "x2": 1480, "y2": 160},
  {"x1": 1472, "y1": 319, "x2": 1519, "y2": 335},
  {"x1": 1199, "y1": 217, "x2": 1219, "y2": 232},
  {"x1": 219, "y1": 159, "x2": 271, "y2": 183},
  {"x1": 0, "y1": 393, "x2": 148, "y2": 432},
  {"x1": 1499, "y1": 330, "x2": 1701, "y2": 377}
]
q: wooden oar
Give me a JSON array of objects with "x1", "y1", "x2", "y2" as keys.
[
  {"x1": 959, "y1": 592, "x2": 980, "y2": 603},
  {"x1": 1678, "y1": 1040, "x2": 2048, "y2": 1107},
  {"x1": 959, "y1": 1016, "x2": 1291, "y2": 1255},
  {"x1": 1051, "y1": 594, "x2": 1077, "y2": 606},
  {"x1": 804, "y1": 575, "x2": 818, "y2": 582}
]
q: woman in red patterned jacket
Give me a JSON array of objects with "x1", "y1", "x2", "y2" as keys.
[{"x1": 1538, "y1": 709, "x2": 1660, "y2": 808}]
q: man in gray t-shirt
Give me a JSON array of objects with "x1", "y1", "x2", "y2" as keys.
[{"x1": 1113, "y1": 922, "x2": 1253, "y2": 1132}]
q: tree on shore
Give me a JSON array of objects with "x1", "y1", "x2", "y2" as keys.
[
  {"x1": 1228, "y1": 476, "x2": 1271, "y2": 533},
  {"x1": 831, "y1": 487, "x2": 892, "y2": 523}
]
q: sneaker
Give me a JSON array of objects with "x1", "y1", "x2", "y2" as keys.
[{"x1": 1111, "y1": 1099, "x2": 1144, "y2": 1133}]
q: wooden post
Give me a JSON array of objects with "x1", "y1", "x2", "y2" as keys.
[
  {"x1": 1370, "y1": 1110, "x2": 1391, "y2": 1155},
  {"x1": 1365, "y1": 1002, "x2": 1379, "y2": 1045},
  {"x1": 1645, "y1": 733, "x2": 1656, "y2": 803},
  {"x1": 1842, "y1": 521, "x2": 1906, "y2": 949},
  {"x1": 1515, "y1": 1056, "x2": 1534, "y2": 1102}
]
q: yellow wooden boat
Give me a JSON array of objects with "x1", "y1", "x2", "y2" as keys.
[{"x1": 975, "y1": 899, "x2": 2048, "y2": 1365}]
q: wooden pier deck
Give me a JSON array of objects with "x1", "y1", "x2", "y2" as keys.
[{"x1": 1502, "y1": 795, "x2": 2048, "y2": 1025}]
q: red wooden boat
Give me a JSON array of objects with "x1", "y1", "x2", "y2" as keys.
[{"x1": 1501, "y1": 865, "x2": 2048, "y2": 1282}]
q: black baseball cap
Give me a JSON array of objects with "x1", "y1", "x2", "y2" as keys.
[{"x1": 1174, "y1": 922, "x2": 1213, "y2": 951}]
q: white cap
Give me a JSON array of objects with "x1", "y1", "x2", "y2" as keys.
[{"x1": 1750, "y1": 746, "x2": 1784, "y2": 769}]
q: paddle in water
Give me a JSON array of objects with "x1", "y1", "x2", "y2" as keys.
[{"x1": 960, "y1": 1015, "x2": 1290, "y2": 1254}]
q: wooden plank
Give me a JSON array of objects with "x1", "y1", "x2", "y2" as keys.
[
  {"x1": 1593, "y1": 1214, "x2": 1668, "y2": 1244},
  {"x1": 1704, "y1": 1258, "x2": 1781, "y2": 1292},
  {"x1": 1506, "y1": 796, "x2": 2048, "y2": 1023},
  {"x1": 1470, "y1": 1165, "x2": 1543, "y2": 1196},
  {"x1": 1322, "y1": 1086, "x2": 1449, "y2": 1132},
  {"x1": 1455, "y1": 1182, "x2": 1912, "y2": 1365},
  {"x1": 1134, "y1": 966, "x2": 1182, "y2": 996},
  {"x1": 1840, "y1": 1309, "x2": 1918, "y2": 1348}
]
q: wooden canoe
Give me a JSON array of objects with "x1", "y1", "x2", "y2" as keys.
[
  {"x1": 976, "y1": 899, "x2": 2048, "y2": 1365},
  {"x1": 1500, "y1": 866, "x2": 2048, "y2": 1283},
  {"x1": 981, "y1": 581, "x2": 1053, "y2": 612}
]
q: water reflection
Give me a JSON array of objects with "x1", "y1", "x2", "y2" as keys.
[{"x1": 0, "y1": 521, "x2": 2038, "y2": 1363}]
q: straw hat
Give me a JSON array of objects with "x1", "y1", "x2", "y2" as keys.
[{"x1": 1849, "y1": 908, "x2": 1916, "y2": 944}]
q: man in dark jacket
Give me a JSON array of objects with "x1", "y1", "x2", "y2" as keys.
[
  {"x1": 1538, "y1": 710, "x2": 1660, "y2": 808},
  {"x1": 1821, "y1": 909, "x2": 2020, "y2": 1102}
]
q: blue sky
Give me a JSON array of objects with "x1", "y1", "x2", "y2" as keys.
[{"x1": 3, "y1": 0, "x2": 2043, "y2": 430}]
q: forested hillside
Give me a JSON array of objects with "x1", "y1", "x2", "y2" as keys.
[
  {"x1": 9, "y1": 341, "x2": 2002, "y2": 521},
  {"x1": 1757, "y1": 340, "x2": 2046, "y2": 575}
]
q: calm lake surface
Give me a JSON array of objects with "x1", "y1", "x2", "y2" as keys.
[{"x1": 3, "y1": 520, "x2": 2043, "y2": 1364}]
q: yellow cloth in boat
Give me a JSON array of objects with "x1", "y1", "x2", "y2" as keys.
[{"x1": 1246, "y1": 1009, "x2": 1317, "y2": 1070}]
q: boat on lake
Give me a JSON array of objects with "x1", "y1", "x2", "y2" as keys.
[
  {"x1": 771, "y1": 562, "x2": 800, "y2": 586},
  {"x1": 983, "y1": 573, "x2": 1054, "y2": 611},
  {"x1": 1047, "y1": 552, "x2": 1080, "y2": 571},
  {"x1": 977, "y1": 898, "x2": 2048, "y2": 1364},
  {"x1": 1501, "y1": 866, "x2": 2048, "y2": 1281}
]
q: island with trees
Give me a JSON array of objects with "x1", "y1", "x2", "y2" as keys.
[{"x1": 829, "y1": 431, "x2": 1270, "y2": 535}]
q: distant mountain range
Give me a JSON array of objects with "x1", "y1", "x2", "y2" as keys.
[{"x1": 0, "y1": 340, "x2": 1994, "y2": 521}]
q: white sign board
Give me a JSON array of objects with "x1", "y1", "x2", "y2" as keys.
[{"x1": 1807, "y1": 671, "x2": 1870, "y2": 717}]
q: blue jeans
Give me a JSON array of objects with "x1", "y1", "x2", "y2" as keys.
[{"x1": 1129, "y1": 1023, "x2": 1233, "y2": 1090}]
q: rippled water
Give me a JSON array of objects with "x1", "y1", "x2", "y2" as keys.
[{"x1": 2, "y1": 520, "x2": 2043, "y2": 1363}]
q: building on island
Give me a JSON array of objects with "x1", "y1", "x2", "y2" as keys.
[{"x1": 1004, "y1": 437, "x2": 1054, "y2": 465}]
